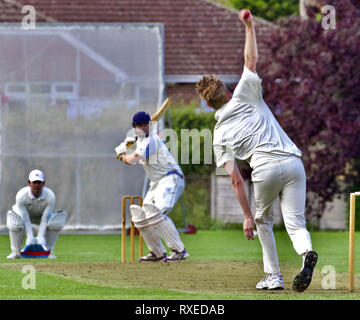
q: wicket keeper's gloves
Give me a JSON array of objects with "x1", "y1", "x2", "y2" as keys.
[
  {"x1": 25, "y1": 237, "x2": 37, "y2": 246},
  {"x1": 36, "y1": 236, "x2": 46, "y2": 247}
]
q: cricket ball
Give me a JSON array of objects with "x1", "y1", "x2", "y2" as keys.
[{"x1": 244, "y1": 10, "x2": 250, "y2": 20}]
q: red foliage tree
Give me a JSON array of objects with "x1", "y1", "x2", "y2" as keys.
[{"x1": 259, "y1": 0, "x2": 360, "y2": 220}]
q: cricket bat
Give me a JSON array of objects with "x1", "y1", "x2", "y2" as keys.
[
  {"x1": 151, "y1": 98, "x2": 170, "y2": 121},
  {"x1": 115, "y1": 98, "x2": 170, "y2": 159}
]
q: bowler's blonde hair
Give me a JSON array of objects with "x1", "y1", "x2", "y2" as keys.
[{"x1": 196, "y1": 75, "x2": 228, "y2": 110}]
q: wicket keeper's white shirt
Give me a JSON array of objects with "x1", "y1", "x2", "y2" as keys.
[
  {"x1": 135, "y1": 132, "x2": 183, "y2": 183},
  {"x1": 13, "y1": 186, "x2": 55, "y2": 238},
  {"x1": 213, "y1": 66, "x2": 302, "y2": 169}
]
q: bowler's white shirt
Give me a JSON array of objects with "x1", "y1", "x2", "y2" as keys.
[
  {"x1": 213, "y1": 66, "x2": 302, "y2": 169},
  {"x1": 12, "y1": 186, "x2": 55, "y2": 238},
  {"x1": 135, "y1": 132, "x2": 182, "y2": 183}
]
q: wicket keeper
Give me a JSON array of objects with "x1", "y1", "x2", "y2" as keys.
[
  {"x1": 196, "y1": 9, "x2": 318, "y2": 291},
  {"x1": 6, "y1": 169, "x2": 67, "y2": 259}
]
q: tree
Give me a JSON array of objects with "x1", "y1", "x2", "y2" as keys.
[
  {"x1": 229, "y1": 0, "x2": 299, "y2": 21},
  {"x1": 259, "y1": 0, "x2": 360, "y2": 221}
]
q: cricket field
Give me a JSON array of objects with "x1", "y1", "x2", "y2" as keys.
[{"x1": 0, "y1": 230, "x2": 359, "y2": 300}]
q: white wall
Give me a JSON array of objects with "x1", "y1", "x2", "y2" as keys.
[{"x1": 211, "y1": 174, "x2": 346, "y2": 230}]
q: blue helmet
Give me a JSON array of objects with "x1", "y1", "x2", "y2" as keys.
[{"x1": 132, "y1": 111, "x2": 151, "y2": 127}]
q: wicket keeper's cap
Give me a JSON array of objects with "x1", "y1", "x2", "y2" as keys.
[
  {"x1": 29, "y1": 169, "x2": 45, "y2": 182},
  {"x1": 132, "y1": 111, "x2": 151, "y2": 127}
]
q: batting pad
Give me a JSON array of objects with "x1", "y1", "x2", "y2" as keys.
[
  {"x1": 154, "y1": 216, "x2": 185, "y2": 252},
  {"x1": 21, "y1": 244, "x2": 50, "y2": 259}
]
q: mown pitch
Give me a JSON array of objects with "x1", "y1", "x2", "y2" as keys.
[{"x1": 0, "y1": 231, "x2": 359, "y2": 300}]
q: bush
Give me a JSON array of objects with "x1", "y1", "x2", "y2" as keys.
[
  {"x1": 228, "y1": 0, "x2": 299, "y2": 21},
  {"x1": 163, "y1": 102, "x2": 221, "y2": 230},
  {"x1": 260, "y1": 1, "x2": 360, "y2": 221},
  {"x1": 165, "y1": 104, "x2": 217, "y2": 175},
  {"x1": 169, "y1": 174, "x2": 215, "y2": 230}
]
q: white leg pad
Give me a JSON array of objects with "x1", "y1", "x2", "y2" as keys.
[
  {"x1": 7, "y1": 211, "x2": 24, "y2": 232},
  {"x1": 142, "y1": 203, "x2": 164, "y2": 221},
  {"x1": 7, "y1": 211, "x2": 25, "y2": 254},
  {"x1": 47, "y1": 211, "x2": 67, "y2": 231},
  {"x1": 130, "y1": 204, "x2": 166, "y2": 257},
  {"x1": 154, "y1": 216, "x2": 184, "y2": 252},
  {"x1": 9, "y1": 230, "x2": 24, "y2": 255},
  {"x1": 44, "y1": 211, "x2": 66, "y2": 251},
  {"x1": 129, "y1": 205, "x2": 147, "y2": 228},
  {"x1": 138, "y1": 225, "x2": 166, "y2": 257},
  {"x1": 45, "y1": 230, "x2": 59, "y2": 251},
  {"x1": 130, "y1": 204, "x2": 164, "y2": 229}
]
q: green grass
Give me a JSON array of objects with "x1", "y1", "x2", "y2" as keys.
[{"x1": 0, "y1": 231, "x2": 359, "y2": 300}]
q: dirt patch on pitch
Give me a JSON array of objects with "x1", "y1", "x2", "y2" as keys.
[{"x1": 4, "y1": 260, "x2": 352, "y2": 294}]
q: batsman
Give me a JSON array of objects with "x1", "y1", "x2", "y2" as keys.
[
  {"x1": 115, "y1": 106, "x2": 189, "y2": 262},
  {"x1": 196, "y1": 9, "x2": 318, "y2": 291}
]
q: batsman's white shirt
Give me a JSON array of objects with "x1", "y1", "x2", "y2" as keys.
[
  {"x1": 132, "y1": 131, "x2": 186, "y2": 257},
  {"x1": 12, "y1": 186, "x2": 55, "y2": 238},
  {"x1": 213, "y1": 66, "x2": 302, "y2": 169},
  {"x1": 135, "y1": 132, "x2": 184, "y2": 214},
  {"x1": 135, "y1": 132, "x2": 183, "y2": 183}
]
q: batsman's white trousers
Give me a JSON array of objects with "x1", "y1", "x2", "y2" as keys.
[
  {"x1": 143, "y1": 173, "x2": 185, "y2": 215},
  {"x1": 252, "y1": 156, "x2": 312, "y2": 274},
  {"x1": 140, "y1": 173, "x2": 186, "y2": 257}
]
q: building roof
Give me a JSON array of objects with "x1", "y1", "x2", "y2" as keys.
[{"x1": 0, "y1": 0, "x2": 274, "y2": 82}]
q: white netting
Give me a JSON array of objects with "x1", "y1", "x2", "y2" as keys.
[{"x1": 0, "y1": 23, "x2": 164, "y2": 232}]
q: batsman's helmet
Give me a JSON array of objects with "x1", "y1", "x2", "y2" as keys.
[{"x1": 132, "y1": 111, "x2": 151, "y2": 127}]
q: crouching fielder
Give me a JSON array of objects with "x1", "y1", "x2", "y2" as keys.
[
  {"x1": 118, "y1": 111, "x2": 189, "y2": 262},
  {"x1": 6, "y1": 169, "x2": 66, "y2": 259},
  {"x1": 196, "y1": 10, "x2": 317, "y2": 292}
]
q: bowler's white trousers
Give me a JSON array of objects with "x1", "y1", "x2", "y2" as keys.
[{"x1": 252, "y1": 156, "x2": 312, "y2": 274}]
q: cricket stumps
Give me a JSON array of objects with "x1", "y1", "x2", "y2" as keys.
[{"x1": 121, "y1": 195, "x2": 143, "y2": 263}]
